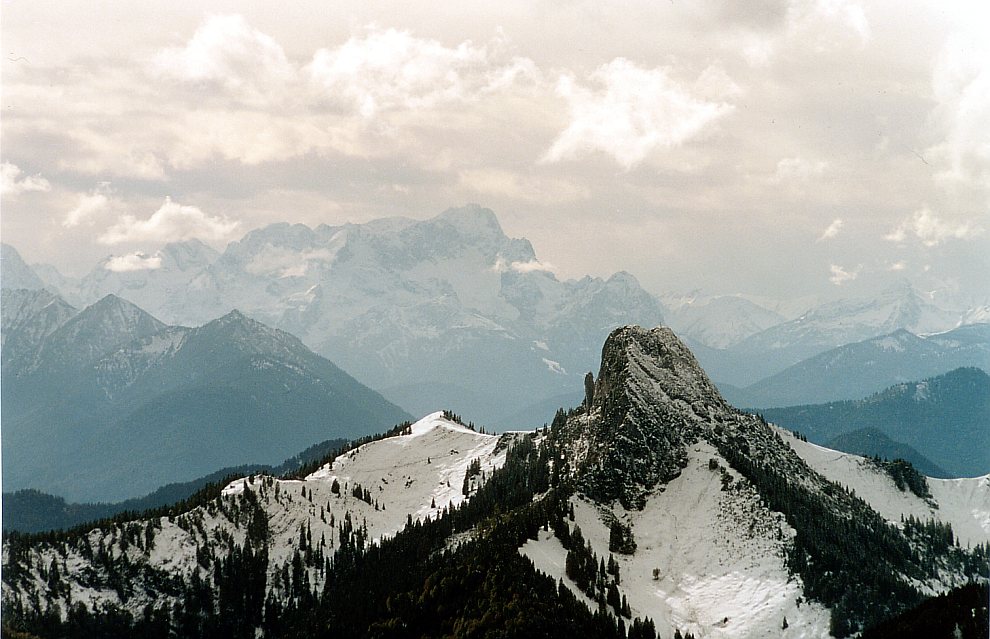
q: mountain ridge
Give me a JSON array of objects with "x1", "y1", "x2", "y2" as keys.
[{"x1": 1, "y1": 293, "x2": 411, "y2": 501}]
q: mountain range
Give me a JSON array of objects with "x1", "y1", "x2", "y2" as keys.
[
  {"x1": 758, "y1": 367, "x2": 990, "y2": 478},
  {"x1": 17, "y1": 208, "x2": 669, "y2": 425},
  {"x1": 719, "y1": 324, "x2": 990, "y2": 408},
  {"x1": 10, "y1": 206, "x2": 985, "y2": 425},
  {"x1": 1, "y1": 291, "x2": 410, "y2": 502},
  {"x1": 2, "y1": 325, "x2": 986, "y2": 638}
]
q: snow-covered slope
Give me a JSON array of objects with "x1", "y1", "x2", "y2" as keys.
[
  {"x1": 536, "y1": 324, "x2": 987, "y2": 637},
  {"x1": 2, "y1": 413, "x2": 512, "y2": 617},
  {"x1": 779, "y1": 429, "x2": 990, "y2": 548},
  {"x1": 64, "y1": 240, "x2": 220, "y2": 323},
  {"x1": 523, "y1": 442, "x2": 833, "y2": 639}
]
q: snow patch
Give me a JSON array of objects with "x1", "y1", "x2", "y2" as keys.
[{"x1": 542, "y1": 357, "x2": 567, "y2": 374}]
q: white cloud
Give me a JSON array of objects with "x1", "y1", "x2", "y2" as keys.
[
  {"x1": 818, "y1": 218, "x2": 844, "y2": 241},
  {"x1": 64, "y1": 183, "x2": 112, "y2": 228},
  {"x1": 458, "y1": 168, "x2": 589, "y2": 204},
  {"x1": 927, "y1": 31, "x2": 990, "y2": 201},
  {"x1": 884, "y1": 207, "x2": 983, "y2": 246},
  {"x1": 491, "y1": 256, "x2": 556, "y2": 275},
  {"x1": 829, "y1": 263, "x2": 859, "y2": 285},
  {"x1": 888, "y1": 261, "x2": 907, "y2": 271},
  {"x1": 510, "y1": 259, "x2": 556, "y2": 274},
  {"x1": 104, "y1": 252, "x2": 163, "y2": 272},
  {"x1": 99, "y1": 197, "x2": 239, "y2": 245},
  {"x1": 306, "y1": 26, "x2": 532, "y2": 118},
  {"x1": 542, "y1": 58, "x2": 734, "y2": 169},
  {"x1": 773, "y1": 157, "x2": 829, "y2": 182},
  {"x1": 788, "y1": 0, "x2": 872, "y2": 50},
  {"x1": 1, "y1": 162, "x2": 51, "y2": 195},
  {"x1": 154, "y1": 14, "x2": 294, "y2": 104}
]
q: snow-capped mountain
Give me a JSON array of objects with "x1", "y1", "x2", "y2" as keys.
[
  {"x1": 33, "y1": 206, "x2": 667, "y2": 425},
  {"x1": 722, "y1": 284, "x2": 965, "y2": 383},
  {"x1": 1, "y1": 295, "x2": 410, "y2": 502},
  {"x1": 721, "y1": 323, "x2": 990, "y2": 409},
  {"x1": 534, "y1": 325, "x2": 988, "y2": 637},
  {"x1": 661, "y1": 292, "x2": 785, "y2": 349},
  {"x1": 2, "y1": 412, "x2": 521, "y2": 631},
  {"x1": 0, "y1": 243, "x2": 45, "y2": 291},
  {"x1": 0, "y1": 288, "x2": 77, "y2": 359},
  {"x1": 4, "y1": 325, "x2": 985, "y2": 639},
  {"x1": 61, "y1": 240, "x2": 221, "y2": 323}
]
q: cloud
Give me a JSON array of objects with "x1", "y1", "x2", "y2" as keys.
[
  {"x1": 829, "y1": 263, "x2": 859, "y2": 285},
  {"x1": 143, "y1": 19, "x2": 541, "y2": 168},
  {"x1": 154, "y1": 14, "x2": 294, "y2": 105},
  {"x1": 927, "y1": 30, "x2": 990, "y2": 201},
  {"x1": 306, "y1": 26, "x2": 533, "y2": 118},
  {"x1": 64, "y1": 183, "x2": 112, "y2": 228},
  {"x1": 884, "y1": 207, "x2": 983, "y2": 246},
  {"x1": 104, "y1": 252, "x2": 163, "y2": 272},
  {"x1": 817, "y1": 218, "x2": 844, "y2": 241},
  {"x1": 458, "y1": 168, "x2": 589, "y2": 203},
  {"x1": 491, "y1": 256, "x2": 557, "y2": 274},
  {"x1": 788, "y1": 0, "x2": 872, "y2": 49},
  {"x1": 773, "y1": 157, "x2": 828, "y2": 182},
  {"x1": 542, "y1": 58, "x2": 734, "y2": 169},
  {"x1": 99, "y1": 197, "x2": 239, "y2": 245},
  {"x1": 887, "y1": 261, "x2": 907, "y2": 271},
  {"x1": 1, "y1": 162, "x2": 51, "y2": 195}
]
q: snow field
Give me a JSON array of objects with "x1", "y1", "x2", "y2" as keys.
[
  {"x1": 778, "y1": 428, "x2": 990, "y2": 547},
  {"x1": 522, "y1": 442, "x2": 832, "y2": 639},
  {"x1": 9, "y1": 412, "x2": 509, "y2": 619}
]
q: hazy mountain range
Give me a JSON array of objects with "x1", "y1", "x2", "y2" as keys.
[
  {"x1": 721, "y1": 324, "x2": 990, "y2": 408},
  {"x1": 759, "y1": 367, "x2": 990, "y2": 478},
  {"x1": 1, "y1": 291, "x2": 410, "y2": 502},
  {"x1": 7, "y1": 207, "x2": 986, "y2": 425}
]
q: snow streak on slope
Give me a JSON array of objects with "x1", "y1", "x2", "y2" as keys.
[
  {"x1": 522, "y1": 442, "x2": 832, "y2": 639},
  {"x1": 779, "y1": 428, "x2": 990, "y2": 547},
  {"x1": 4, "y1": 413, "x2": 511, "y2": 619}
]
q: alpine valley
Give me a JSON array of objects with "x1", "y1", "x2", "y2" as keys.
[{"x1": 2, "y1": 326, "x2": 988, "y2": 638}]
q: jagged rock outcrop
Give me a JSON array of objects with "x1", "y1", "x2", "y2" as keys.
[{"x1": 555, "y1": 325, "x2": 743, "y2": 507}]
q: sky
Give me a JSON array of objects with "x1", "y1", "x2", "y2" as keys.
[{"x1": 2, "y1": 0, "x2": 988, "y2": 302}]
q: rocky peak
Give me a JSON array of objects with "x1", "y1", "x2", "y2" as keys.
[
  {"x1": 191, "y1": 309, "x2": 306, "y2": 360},
  {"x1": 159, "y1": 239, "x2": 220, "y2": 270},
  {"x1": 594, "y1": 325, "x2": 729, "y2": 418},
  {"x1": 436, "y1": 204, "x2": 503, "y2": 235},
  {"x1": 0, "y1": 243, "x2": 45, "y2": 291},
  {"x1": 76, "y1": 294, "x2": 166, "y2": 335},
  {"x1": 554, "y1": 325, "x2": 733, "y2": 509}
]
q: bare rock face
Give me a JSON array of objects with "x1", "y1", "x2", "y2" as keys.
[
  {"x1": 554, "y1": 325, "x2": 733, "y2": 508},
  {"x1": 555, "y1": 325, "x2": 821, "y2": 509}
]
